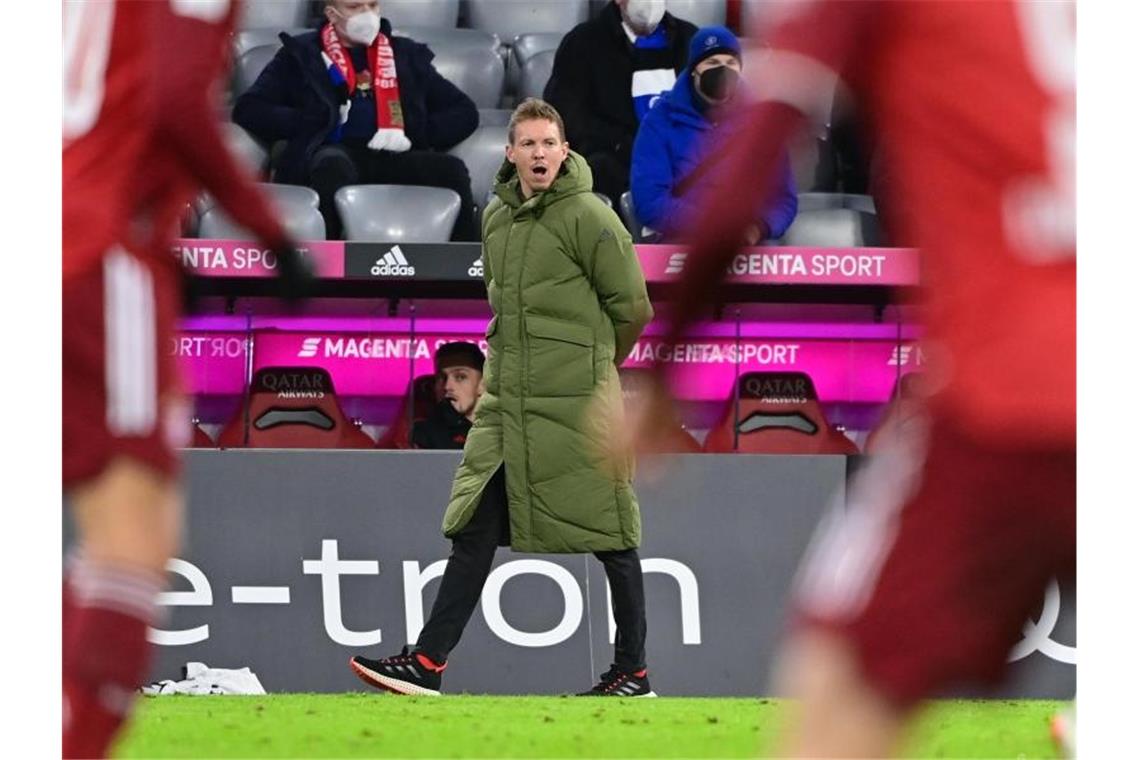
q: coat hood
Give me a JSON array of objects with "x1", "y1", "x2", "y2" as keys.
[{"x1": 492, "y1": 150, "x2": 594, "y2": 210}]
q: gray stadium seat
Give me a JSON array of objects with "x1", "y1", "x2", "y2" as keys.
[
  {"x1": 479, "y1": 108, "x2": 513, "y2": 126},
  {"x1": 779, "y1": 208, "x2": 881, "y2": 248},
  {"x1": 518, "y1": 49, "x2": 556, "y2": 100},
  {"x1": 619, "y1": 191, "x2": 662, "y2": 244},
  {"x1": 232, "y1": 28, "x2": 307, "y2": 57},
  {"x1": 239, "y1": 0, "x2": 306, "y2": 30},
  {"x1": 666, "y1": 0, "x2": 726, "y2": 27},
  {"x1": 508, "y1": 32, "x2": 563, "y2": 96},
  {"x1": 393, "y1": 27, "x2": 505, "y2": 108},
  {"x1": 393, "y1": 25, "x2": 501, "y2": 50},
  {"x1": 233, "y1": 43, "x2": 280, "y2": 99},
  {"x1": 198, "y1": 184, "x2": 325, "y2": 241},
  {"x1": 383, "y1": 0, "x2": 460, "y2": 28},
  {"x1": 593, "y1": 192, "x2": 613, "y2": 209},
  {"x1": 797, "y1": 193, "x2": 877, "y2": 214},
  {"x1": 465, "y1": 0, "x2": 589, "y2": 45},
  {"x1": 789, "y1": 131, "x2": 837, "y2": 192},
  {"x1": 335, "y1": 185, "x2": 462, "y2": 243},
  {"x1": 447, "y1": 125, "x2": 510, "y2": 214},
  {"x1": 223, "y1": 122, "x2": 269, "y2": 177}
]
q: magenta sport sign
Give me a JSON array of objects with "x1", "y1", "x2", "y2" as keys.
[
  {"x1": 172, "y1": 239, "x2": 920, "y2": 287},
  {"x1": 172, "y1": 326, "x2": 922, "y2": 405},
  {"x1": 172, "y1": 238, "x2": 921, "y2": 405}
]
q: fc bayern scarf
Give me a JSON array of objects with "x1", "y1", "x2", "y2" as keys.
[{"x1": 320, "y1": 22, "x2": 411, "y2": 152}]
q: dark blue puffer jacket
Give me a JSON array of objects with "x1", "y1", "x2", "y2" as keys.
[
  {"x1": 630, "y1": 69, "x2": 797, "y2": 239},
  {"x1": 232, "y1": 19, "x2": 477, "y2": 184}
]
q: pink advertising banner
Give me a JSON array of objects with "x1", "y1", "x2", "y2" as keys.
[
  {"x1": 173, "y1": 329, "x2": 922, "y2": 403},
  {"x1": 172, "y1": 239, "x2": 920, "y2": 287},
  {"x1": 171, "y1": 240, "x2": 346, "y2": 278}
]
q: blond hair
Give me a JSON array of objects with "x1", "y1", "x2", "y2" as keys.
[{"x1": 508, "y1": 98, "x2": 567, "y2": 145}]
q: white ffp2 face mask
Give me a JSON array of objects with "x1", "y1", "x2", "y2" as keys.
[
  {"x1": 342, "y1": 10, "x2": 380, "y2": 45},
  {"x1": 625, "y1": 0, "x2": 666, "y2": 32}
]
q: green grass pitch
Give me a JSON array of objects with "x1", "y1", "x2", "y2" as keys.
[{"x1": 113, "y1": 694, "x2": 1066, "y2": 758}]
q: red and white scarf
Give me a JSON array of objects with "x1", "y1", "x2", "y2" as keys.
[{"x1": 320, "y1": 22, "x2": 411, "y2": 152}]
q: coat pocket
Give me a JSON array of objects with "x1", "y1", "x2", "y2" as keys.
[{"x1": 525, "y1": 315, "x2": 595, "y2": 397}]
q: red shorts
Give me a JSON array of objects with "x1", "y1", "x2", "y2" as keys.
[
  {"x1": 791, "y1": 415, "x2": 1075, "y2": 707},
  {"x1": 63, "y1": 246, "x2": 188, "y2": 487}
]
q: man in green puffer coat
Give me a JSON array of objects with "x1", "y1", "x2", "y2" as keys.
[{"x1": 350, "y1": 99, "x2": 656, "y2": 698}]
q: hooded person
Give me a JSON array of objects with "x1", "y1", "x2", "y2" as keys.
[
  {"x1": 629, "y1": 25, "x2": 799, "y2": 242},
  {"x1": 349, "y1": 98, "x2": 657, "y2": 699}
]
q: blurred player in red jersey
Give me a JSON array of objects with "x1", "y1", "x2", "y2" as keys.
[
  {"x1": 63, "y1": 1, "x2": 310, "y2": 756},
  {"x1": 622, "y1": 1, "x2": 1075, "y2": 755}
]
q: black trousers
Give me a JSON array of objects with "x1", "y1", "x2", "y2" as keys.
[
  {"x1": 414, "y1": 466, "x2": 648, "y2": 673},
  {"x1": 307, "y1": 143, "x2": 479, "y2": 242}
]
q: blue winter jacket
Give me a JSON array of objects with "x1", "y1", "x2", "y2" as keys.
[
  {"x1": 630, "y1": 71, "x2": 797, "y2": 239},
  {"x1": 232, "y1": 19, "x2": 477, "y2": 185}
]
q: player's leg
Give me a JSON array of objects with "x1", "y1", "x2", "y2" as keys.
[
  {"x1": 349, "y1": 466, "x2": 509, "y2": 694},
  {"x1": 580, "y1": 548, "x2": 655, "y2": 696},
  {"x1": 773, "y1": 419, "x2": 1075, "y2": 757},
  {"x1": 63, "y1": 248, "x2": 185, "y2": 758}
]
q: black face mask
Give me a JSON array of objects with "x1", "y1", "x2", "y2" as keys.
[{"x1": 696, "y1": 65, "x2": 740, "y2": 102}]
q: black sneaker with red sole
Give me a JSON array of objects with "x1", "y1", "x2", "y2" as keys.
[
  {"x1": 349, "y1": 647, "x2": 445, "y2": 696},
  {"x1": 576, "y1": 666, "x2": 657, "y2": 697}
]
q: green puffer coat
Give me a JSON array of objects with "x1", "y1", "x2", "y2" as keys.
[{"x1": 440, "y1": 150, "x2": 654, "y2": 552}]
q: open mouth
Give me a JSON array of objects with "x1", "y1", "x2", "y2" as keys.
[{"x1": 532, "y1": 165, "x2": 548, "y2": 178}]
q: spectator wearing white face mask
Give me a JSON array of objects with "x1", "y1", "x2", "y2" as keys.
[
  {"x1": 234, "y1": 0, "x2": 480, "y2": 241},
  {"x1": 544, "y1": 0, "x2": 697, "y2": 209}
]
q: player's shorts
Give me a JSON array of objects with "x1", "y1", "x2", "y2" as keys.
[
  {"x1": 63, "y1": 245, "x2": 188, "y2": 488},
  {"x1": 790, "y1": 414, "x2": 1075, "y2": 707}
]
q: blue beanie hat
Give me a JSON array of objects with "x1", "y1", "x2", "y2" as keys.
[{"x1": 688, "y1": 25, "x2": 742, "y2": 69}]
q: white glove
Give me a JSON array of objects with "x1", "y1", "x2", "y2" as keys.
[{"x1": 368, "y1": 127, "x2": 412, "y2": 152}]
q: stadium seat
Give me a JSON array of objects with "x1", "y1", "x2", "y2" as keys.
[
  {"x1": 619, "y1": 191, "x2": 662, "y2": 243},
  {"x1": 223, "y1": 122, "x2": 270, "y2": 177},
  {"x1": 232, "y1": 28, "x2": 307, "y2": 57},
  {"x1": 392, "y1": 29, "x2": 504, "y2": 108},
  {"x1": 796, "y1": 192, "x2": 877, "y2": 214},
  {"x1": 383, "y1": 0, "x2": 460, "y2": 28},
  {"x1": 665, "y1": 0, "x2": 727, "y2": 27},
  {"x1": 198, "y1": 183, "x2": 325, "y2": 241},
  {"x1": 508, "y1": 32, "x2": 564, "y2": 96},
  {"x1": 217, "y1": 367, "x2": 374, "y2": 449},
  {"x1": 618, "y1": 368, "x2": 702, "y2": 453},
  {"x1": 447, "y1": 125, "x2": 510, "y2": 214},
  {"x1": 789, "y1": 131, "x2": 837, "y2": 192},
  {"x1": 593, "y1": 192, "x2": 613, "y2": 209},
  {"x1": 518, "y1": 49, "x2": 556, "y2": 100},
  {"x1": 864, "y1": 372, "x2": 928, "y2": 454},
  {"x1": 334, "y1": 185, "x2": 461, "y2": 242},
  {"x1": 376, "y1": 374, "x2": 441, "y2": 449},
  {"x1": 190, "y1": 423, "x2": 215, "y2": 449},
  {"x1": 779, "y1": 208, "x2": 882, "y2": 247},
  {"x1": 703, "y1": 371, "x2": 860, "y2": 454},
  {"x1": 465, "y1": 0, "x2": 589, "y2": 44},
  {"x1": 478, "y1": 108, "x2": 513, "y2": 126},
  {"x1": 238, "y1": 0, "x2": 307, "y2": 30},
  {"x1": 233, "y1": 43, "x2": 280, "y2": 99}
]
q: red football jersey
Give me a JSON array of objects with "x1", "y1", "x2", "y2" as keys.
[
  {"x1": 677, "y1": 0, "x2": 1074, "y2": 447},
  {"x1": 63, "y1": 0, "x2": 287, "y2": 279}
]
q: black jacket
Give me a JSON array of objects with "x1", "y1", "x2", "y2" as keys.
[
  {"x1": 543, "y1": 2, "x2": 696, "y2": 167},
  {"x1": 411, "y1": 400, "x2": 473, "y2": 450},
  {"x1": 232, "y1": 19, "x2": 478, "y2": 184}
]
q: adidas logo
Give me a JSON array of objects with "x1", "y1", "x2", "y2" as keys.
[
  {"x1": 665, "y1": 252, "x2": 687, "y2": 275},
  {"x1": 370, "y1": 245, "x2": 416, "y2": 277},
  {"x1": 298, "y1": 337, "x2": 321, "y2": 358},
  {"x1": 467, "y1": 257, "x2": 484, "y2": 278}
]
